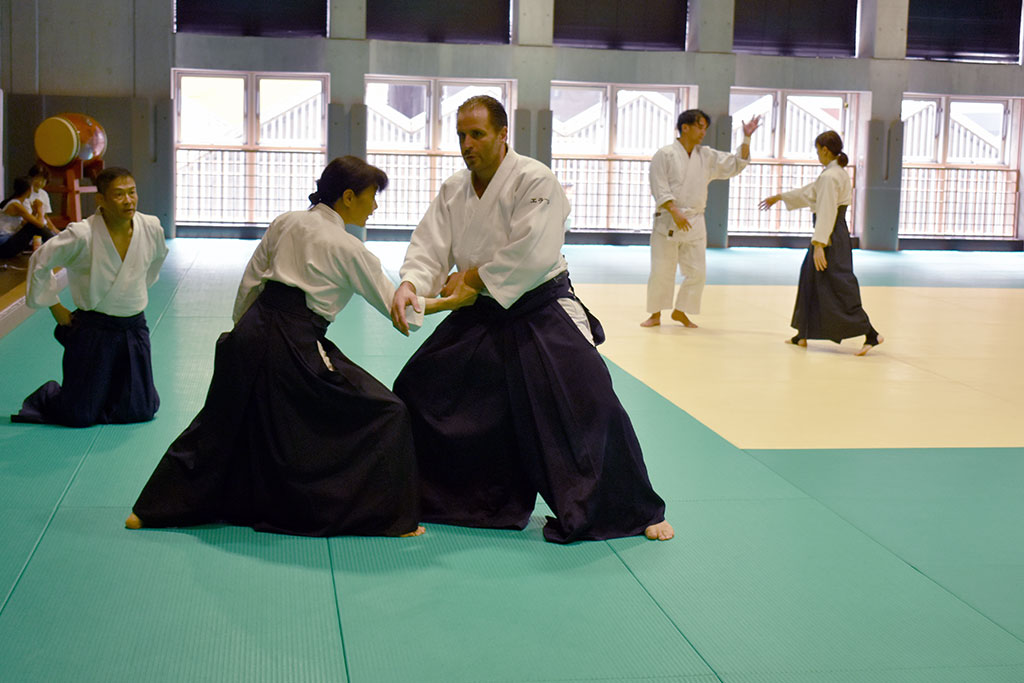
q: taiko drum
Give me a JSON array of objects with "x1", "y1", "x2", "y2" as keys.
[{"x1": 34, "y1": 113, "x2": 108, "y2": 168}]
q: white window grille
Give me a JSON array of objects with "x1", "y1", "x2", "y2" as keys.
[
  {"x1": 551, "y1": 83, "x2": 692, "y2": 232},
  {"x1": 174, "y1": 70, "x2": 328, "y2": 226},
  {"x1": 728, "y1": 89, "x2": 855, "y2": 235},
  {"x1": 365, "y1": 76, "x2": 513, "y2": 229},
  {"x1": 900, "y1": 96, "x2": 1018, "y2": 238}
]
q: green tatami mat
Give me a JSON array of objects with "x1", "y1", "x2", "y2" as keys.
[
  {"x1": 59, "y1": 419, "x2": 197, "y2": 509},
  {"x1": 603, "y1": 362, "x2": 805, "y2": 502},
  {"x1": 0, "y1": 508, "x2": 346, "y2": 683},
  {"x1": 720, "y1": 665, "x2": 1024, "y2": 683},
  {"x1": 750, "y1": 448, "x2": 1024, "y2": 640},
  {"x1": 329, "y1": 521, "x2": 716, "y2": 683},
  {"x1": 0, "y1": 507, "x2": 58, "y2": 608},
  {"x1": 609, "y1": 498, "x2": 1024, "y2": 679}
]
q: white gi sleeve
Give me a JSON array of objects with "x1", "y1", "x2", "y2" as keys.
[
  {"x1": 145, "y1": 217, "x2": 169, "y2": 288},
  {"x1": 477, "y1": 172, "x2": 569, "y2": 309},
  {"x1": 401, "y1": 189, "x2": 455, "y2": 297},
  {"x1": 232, "y1": 228, "x2": 273, "y2": 323},
  {"x1": 340, "y1": 242, "x2": 424, "y2": 330},
  {"x1": 780, "y1": 181, "x2": 817, "y2": 211},
  {"x1": 649, "y1": 147, "x2": 676, "y2": 208},
  {"x1": 809, "y1": 174, "x2": 839, "y2": 245},
  {"x1": 706, "y1": 146, "x2": 750, "y2": 181},
  {"x1": 24, "y1": 225, "x2": 88, "y2": 309}
]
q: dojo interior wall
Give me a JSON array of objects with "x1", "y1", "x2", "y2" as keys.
[{"x1": 3, "y1": 0, "x2": 1024, "y2": 245}]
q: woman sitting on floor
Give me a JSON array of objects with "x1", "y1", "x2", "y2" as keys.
[
  {"x1": 128, "y1": 156, "x2": 469, "y2": 537},
  {"x1": 0, "y1": 177, "x2": 56, "y2": 259}
]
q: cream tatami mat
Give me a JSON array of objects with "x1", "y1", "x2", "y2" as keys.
[{"x1": 576, "y1": 283, "x2": 1024, "y2": 450}]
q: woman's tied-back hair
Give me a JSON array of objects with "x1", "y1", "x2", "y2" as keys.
[
  {"x1": 309, "y1": 156, "x2": 389, "y2": 207},
  {"x1": 815, "y1": 130, "x2": 849, "y2": 167},
  {"x1": 457, "y1": 95, "x2": 508, "y2": 132}
]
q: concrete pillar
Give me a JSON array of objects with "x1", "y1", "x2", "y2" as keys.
[
  {"x1": 330, "y1": 0, "x2": 366, "y2": 40},
  {"x1": 858, "y1": 0, "x2": 909, "y2": 60},
  {"x1": 859, "y1": 2, "x2": 910, "y2": 250},
  {"x1": 687, "y1": 0, "x2": 734, "y2": 54},
  {"x1": 513, "y1": 0, "x2": 553, "y2": 47}
]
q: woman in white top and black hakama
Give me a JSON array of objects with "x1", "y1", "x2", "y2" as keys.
[
  {"x1": 760, "y1": 131, "x2": 883, "y2": 356},
  {"x1": 128, "y1": 157, "x2": 463, "y2": 537}
]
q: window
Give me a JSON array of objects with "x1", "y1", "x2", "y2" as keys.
[
  {"x1": 175, "y1": 0, "x2": 327, "y2": 37},
  {"x1": 906, "y1": 0, "x2": 1021, "y2": 63},
  {"x1": 728, "y1": 89, "x2": 856, "y2": 235},
  {"x1": 900, "y1": 96, "x2": 1018, "y2": 238},
  {"x1": 733, "y1": 0, "x2": 857, "y2": 58},
  {"x1": 552, "y1": 0, "x2": 686, "y2": 51},
  {"x1": 366, "y1": 0, "x2": 511, "y2": 44},
  {"x1": 550, "y1": 83, "x2": 692, "y2": 232},
  {"x1": 174, "y1": 70, "x2": 328, "y2": 227},
  {"x1": 365, "y1": 76, "x2": 513, "y2": 228}
]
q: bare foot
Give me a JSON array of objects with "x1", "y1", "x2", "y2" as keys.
[
  {"x1": 670, "y1": 310, "x2": 698, "y2": 328},
  {"x1": 400, "y1": 525, "x2": 426, "y2": 537},
  {"x1": 786, "y1": 337, "x2": 807, "y2": 347},
  {"x1": 125, "y1": 513, "x2": 143, "y2": 530},
  {"x1": 644, "y1": 520, "x2": 674, "y2": 541},
  {"x1": 640, "y1": 313, "x2": 661, "y2": 327},
  {"x1": 855, "y1": 334, "x2": 884, "y2": 356}
]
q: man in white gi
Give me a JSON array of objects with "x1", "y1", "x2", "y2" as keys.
[
  {"x1": 641, "y1": 109, "x2": 761, "y2": 328},
  {"x1": 12, "y1": 167, "x2": 168, "y2": 427},
  {"x1": 391, "y1": 96, "x2": 673, "y2": 544}
]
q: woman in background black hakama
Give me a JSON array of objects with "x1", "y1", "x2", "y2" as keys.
[
  {"x1": 760, "y1": 130, "x2": 882, "y2": 356},
  {"x1": 129, "y1": 157, "x2": 456, "y2": 537}
]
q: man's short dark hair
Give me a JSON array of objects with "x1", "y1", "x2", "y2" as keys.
[
  {"x1": 676, "y1": 109, "x2": 711, "y2": 135},
  {"x1": 458, "y1": 95, "x2": 508, "y2": 132},
  {"x1": 95, "y1": 167, "x2": 134, "y2": 195}
]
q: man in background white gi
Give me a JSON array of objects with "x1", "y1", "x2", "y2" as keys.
[
  {"x1": 391, "y1": 96, "x2": 673, "y2": 544},
  {"x1": 12, "y1": 167, "x2": 168, "y2": 427},
  {"x1": 641, "y1": 110, "x2": 761, "y2": 328}
]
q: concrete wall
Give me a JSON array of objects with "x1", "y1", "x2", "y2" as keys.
[{"x1": 3, "y1": 0, "x2": 1024, "y2": 246}]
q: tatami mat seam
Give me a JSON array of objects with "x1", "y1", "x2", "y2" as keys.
[
  {"x1": 0, "y1": 429, "x2": 102, "y2": 616},
  {"x1": 148, "y1": 260, "x2": 198, "y2": 334},
  {"x1": 607, "y1": 541, "x2": 725, "y2": 683},
  {"x1": 745, "y1": 448, "x2": 1024, "y2": 649},
  {"x1": 327, "y1": 539, "x2": 352, "y2": 683}
]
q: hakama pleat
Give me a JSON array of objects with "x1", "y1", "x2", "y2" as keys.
[
  {"x1": 394, "y1": 273, "x2": 666, "y2": 544},
  {"x1": 792, "y1": 207, "x2": 875, "y2": 343},
  {"x1": 132, "y1": 282, "x2": 419, "y2": 537},
  {"x1": 13, "y1": 310, "x2": 159, "y2": 427}
]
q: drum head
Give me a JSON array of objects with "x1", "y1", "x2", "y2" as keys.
[{"x1": 35, "y1": 116, "x2": 81, "y2": 167}]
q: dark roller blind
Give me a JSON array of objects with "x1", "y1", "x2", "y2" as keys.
[
  {"x1": 552, "y1": 0, "x2": 686, "y2": 51},
  {"x1": 175, "y1": 0, "x2": 327, "y2": 37},
  {"x1": 366, "y1": 0, "x2": 511, "y2": 44},
  {"x1": 733, "y1": 0, "x2": 857, "y2": 57},
  {"x1": 907, "y1": 0, "x2": 1022, "y2": 62}
]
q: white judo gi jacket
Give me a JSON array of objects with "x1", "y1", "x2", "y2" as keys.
[
  {"x1": 649, "y1": 140, "x2": 749, "y2": 242},
  {"x1": 26, "y1": 210, "x2": 168, "y2": 317},
  {"x1": 401, "y1": 149, "x2": 571, "y2": 310}
]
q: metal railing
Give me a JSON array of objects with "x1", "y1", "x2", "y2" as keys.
[
  {"x1": 728, "y1": 162, "x2": 853, "y2": 234},
  {"x1": 366, "y1": 152, "x2": 463, "y2": 228},
  {"x1": 176, "y1": 148, "x2": 325, "y2": 225},
  {"x1": 553, "y1": 157, "x2": 654, "y2": 231},
  {"x1": 899, "y1": 167, "x2": 1017, "y2": 237}
]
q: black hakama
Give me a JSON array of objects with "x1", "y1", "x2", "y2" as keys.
[
  {"x1": 131, "y1": 282, "x2": 419, "y2": 537},
  {"x1": 792, "y1": 206, "x2": 878, "y2": 343},
  {"x1": 394, "y1": 273, "x2": 666, "y2": 544},
  {"x1": 12, "y1": 310, "x2": 159, "y2": 427}
]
